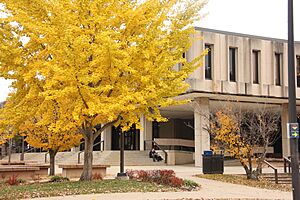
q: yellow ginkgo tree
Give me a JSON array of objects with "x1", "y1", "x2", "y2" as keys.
[
  {"x1": 22, "y1": 124, "x2": 82, "y2": 176},
  {"x1": 0, "y1": 0, "x2": 207, "y2": 180},
  {"x1": 20, "y1": 100, "x2": 82, "y2": 175}
]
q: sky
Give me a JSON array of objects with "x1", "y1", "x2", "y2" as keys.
[{"x1": 0, "y1": 0, "x2": 299, "y2": 102}]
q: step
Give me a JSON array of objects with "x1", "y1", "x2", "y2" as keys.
[{"x1": 1, "y1": 151, "x2": 166, "y2": 166}]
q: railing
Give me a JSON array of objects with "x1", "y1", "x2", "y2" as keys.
[
  {"x1": 283, "y1": 156, "x2": 291, "y2": 173},
  {"x1": 77, "y1": 141, "x2": 104, "y2": 164},
  {"x1": 0, "y1": 144, "x2": 21, "y2": 162},
  {"x1": 263, "y1": 160, "x2": 278, "y2": 184},
  {"x1": 0, "y1": 143, "x2": 41, "y2": 161},
  {"x1": 145, "y1": 140, "x2": 168, "y2": 164},
  {"x1": 25, "y1": 147, "x2": 42, "y2": 153}
]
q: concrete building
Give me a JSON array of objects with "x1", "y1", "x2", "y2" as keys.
[
  {"x1": 3, "y1": 28, "x2": 300, "y2": 166},
  {"x1": 99, "y1": 27, "x2": 300, "y2": 167}
]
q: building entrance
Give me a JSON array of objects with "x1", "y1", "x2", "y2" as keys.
[{"x1": 111, "y1": 125, "x2": 140, "y2": 150}]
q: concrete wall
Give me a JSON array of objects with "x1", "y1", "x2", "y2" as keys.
[
  {"x1": 187, "y1": 28, "x2": 300, "y2": 98},
  {"x1": 165, "y1": 150, "x2": 194, "y2": 165}
]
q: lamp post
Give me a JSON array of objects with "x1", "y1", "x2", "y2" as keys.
[
  {"x1": 117, "y1": 131, "x2": 128, "y2": 179},
  {"x1": 287, "y1": 0, "x2": 300, "y2": 199}
]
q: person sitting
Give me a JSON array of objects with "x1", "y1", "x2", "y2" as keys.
[
  {"x1": 149, "y1": 148, "x2": 163, "y2": 162},
  {"x1": 155, "y1": 153, "x2": 163, "y2": 162},
  {"x1": 149, "y1": 148, "x2": 155, "y2": 159}
]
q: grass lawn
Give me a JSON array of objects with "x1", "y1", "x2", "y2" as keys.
[
  {"x1": 0, "y1": 179, "x2": 180, "y2": 200},
  {"x1": 196, "y1": 174, "x2": 291, "y2": 192}
]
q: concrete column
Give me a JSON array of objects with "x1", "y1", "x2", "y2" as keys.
[
  {"x1": 103, "y1": 126, "x2": 112, "y2": 150},
  {"x1": 194, "y1": 97, "x2": 210, "y2": 167},
  {"x1": 140, "y1": 116, "x2": 153, "y2": 151},
  {"x1": 100, "y1": 129, "x2": 105, "y2": 151},
  {"x1": 281, "y1": 103, "x2": 290, "y2": 157},
  {"x1": 71, "y1": 147, "x2": 80, "y2": 152},
  {"x1": 140, "y1": 115, "x2": 146, "y2": 151}
]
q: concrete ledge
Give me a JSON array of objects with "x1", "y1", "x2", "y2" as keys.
[
  {"x1": 0, "y1": 161, "x2": 26, "y2": 165},
  {"x1": 165, "y1": 150, "x2": 194, "y2": 165},
  {"x1": 0, "y1": 166, "x2": 40, "y2": 180},
  {"x1": 58, "y1": 164, "x2": 109, "y2": 179},
  {"x1": 25, "y1": 164, "x2": 50, "y2": 176}
]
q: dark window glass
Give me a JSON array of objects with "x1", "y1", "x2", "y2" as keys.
[
  {"x1": 275, "y1": 53, "x2": 281, "y2": 86},
  {"x1": 252, "y1": 50, "x2": 260, "y2": 84},
  {"x1": 178, "y1": 52, "x2": 186, "y2": 70},
  {"x1": 229, "y1": 48, "x2": 237, "y2": 82},
  {"x1": 297, "y1": 55, "x2": 300, "y2": 87},
  {"x1": 205, "y1": 44, "x2": 212, "y2": 80}
]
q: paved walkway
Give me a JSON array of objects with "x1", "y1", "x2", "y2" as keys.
[{"x1": 32, "y1": 165, "x2": 292, "y2": 200}]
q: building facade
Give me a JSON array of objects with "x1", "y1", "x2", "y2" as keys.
[{"x1": 99, "y1": 27, "x2": 300, "y2": 167}]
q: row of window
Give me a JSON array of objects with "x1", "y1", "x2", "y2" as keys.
[{"x1": 204, "y1": 44, "x2": 300, "y2": 87}]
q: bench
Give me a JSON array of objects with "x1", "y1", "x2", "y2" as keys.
[
  {"x1": 25, "y1": 164, "x2": 50, "y2": 176},
  {"x1": 0, "y1": 166, "x2": 40, "y2": 180},
  {"x1": 58, "y1": 164, "x2": 109, "y2": 179},
  {"x1": 0, "y1": 161, "x2": 26, "y2": 165},
  {"x1": 0, "y1": 161, "x2": 38, "y2": 165}
]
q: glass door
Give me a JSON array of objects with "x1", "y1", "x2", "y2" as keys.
[{"x1": 111, "y1": 125, "x2": 140, "y2": 150}]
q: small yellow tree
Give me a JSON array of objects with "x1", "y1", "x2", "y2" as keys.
[
  {"x1": 19, "y1": 100, "x2": 82, "y2": 175},
  {"x1": 210, "y1": 107, "x2": 280, "y2": 180},
  {"x1": 210, "y1": 111, "x2": 252, "y2": 177},
  {"x1": 0, "y1": 0, "x2": 207, "y2": 180},
  {"x1": 21, "y1": 124, "x2": 82, "y2": 176}
]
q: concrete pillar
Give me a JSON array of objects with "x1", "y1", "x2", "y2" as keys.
[
  {"x1": 281, "y1": 103, "x2": 290, "y2": 157},
  {"x1": 140, "y1": 115, "x2": 145, "y2": 151},
  {"x1": 194, "y1": 97, "x2": 210, "y2": 167},
  {"x1": 100, "y1": 130, "x2": 105, "y2": 151},
  {"x1": 103, "y1": 126, "x2": 112, "y2": 150},
  {"x1": 140, "y1": 115, "x2": 153, "y2": 151},
  {"x1": 71, "y1": 147, "x2": 80, "y2": 152}
]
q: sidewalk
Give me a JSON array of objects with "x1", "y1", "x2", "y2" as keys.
[{"x1": 32, "y1": 165, "x2": 292, "y2": 200}]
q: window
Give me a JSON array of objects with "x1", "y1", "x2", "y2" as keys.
[
  {"x1": 178, "y1": 52, "x2": 186, "y2": 71},
  {"x1": 297, "y1": 55, "x2": 300, "y2": 87},
  {"x1": 275, "y1": 53, "x2": 281, "y2": 86},
  {"x1": 252, "y1": 50, "x2": 260, "y2": 84},
  {"x1": 205, "y1": 44, "x2": 213, "y2": 80},
  {"x1": 229, "y1": 47, "x2": 237, "y2": 82}
]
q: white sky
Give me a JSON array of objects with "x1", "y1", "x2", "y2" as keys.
[{"x1": 0, "y1": 0, "x2": 299, "y2": 102}]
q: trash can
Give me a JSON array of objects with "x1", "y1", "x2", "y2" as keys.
[{"x1": 202, "y1": 151, "x2": 224, "y2": 174}]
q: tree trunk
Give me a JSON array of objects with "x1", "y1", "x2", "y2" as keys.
[
  {"x1": 49, "y1": 149, "x2": 57, "y2": 176},
  {"x1": 8, "y1": 139, "x2": 12, "y2": 164},
  {"x1": 255, "y1": 147, "x2": 267, "y2": 179},
  {"x1": 240, "y1": 159, "x2": 252, "y2": 179},
  {"x1": 80, "y1": 130, "x2": 94, "y2": 181},
  {"x1": 20, "y1": 136, "x2": 25, "y2": 161}
]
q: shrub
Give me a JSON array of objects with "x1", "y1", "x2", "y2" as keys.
[
  {"x1": 92, "y1": 173, "x2": 103, "y2": 180},
  {"x1": 50, "y1": 175, "x2": 69, "y2": 182},
  {"x1": 1, "y1": 174, "x2": 6, "y2": 180},
  {"x1": 126, "y1": 170, "x2": 135, "y2": 179},
  {"x1": 137, "y1": 170, "x2": 149, "y2": 182},
  {"x1": 169, "y1": 176, "x2": 184, "y2": 187},
  {"x1": 159, "y1": 170, "x2": 175, "y2": 178},
  {"x1": 125, "y1": 169, "x2": 183, "y2": 188},
  {"x1": 18, "y1": 179, "x2": 26, "y2": 184},
  {"x1": 183, "y1": 179, "x2": 199, "y2": 188},
  {"x1": 6, "y1": 174, "x2": 20, "y2": 186},
  {"x1": 158, "y1": 170, "x2": 175, "y2": 185}
]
